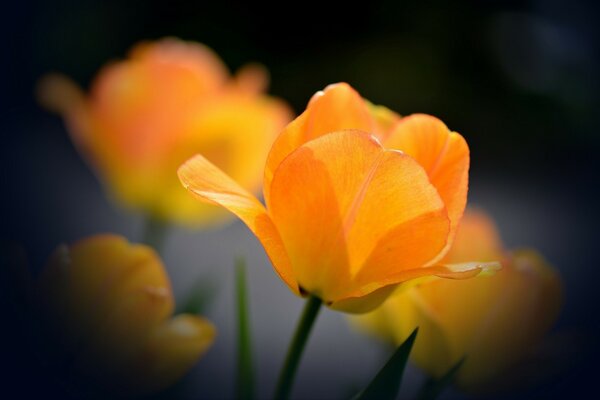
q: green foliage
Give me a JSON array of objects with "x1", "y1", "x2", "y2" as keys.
[
  {"x1": 417, "y1": 357, "x2": 465, "y2": 400},
  {"x1": 354, "y1": 328, "x2": 418, "y2": 400},
  {"x1": 236, "y1": 258, "x2": 255, "y2": 400}
]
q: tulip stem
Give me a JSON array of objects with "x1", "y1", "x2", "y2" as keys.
[
  {"x1": 236, "y1": 258, "x2": 255, "y2": 400},
  {"x1": 141, "y1": 215, "x2": 169, "y2": 254},
  {"x1": 274, "y1": 295, "x2": 322, "y2": 400}
]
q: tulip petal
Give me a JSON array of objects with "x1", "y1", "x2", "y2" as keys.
[
  {"x1": 389, "y1": 290, "x2": 456, "y2": 379},
  {"x1": 234, "y1": 62, "x2": 270, "y2": 94},
  {"x1": 123, "y1": 314, "x2": 216, "y2": 395},
  {"x1": 351, "y1": 210, "x2": 562, "y2": 390},
  {"x1": 36, "y1": 74, "x2": 97, "y2": 155},
  {"x1": 345, "y1": 262, "x2": 495, "y2": 302},
  {"x1": 407, "y1": 254, "x2": 560, "y2": 389},
  {"x1": 38, "y1": 235, "x2": 174, "y2": 362},
  {"x1": 67, "y1": 236, "x2": 173, "y2": 325},
  {"x1": 269, "y1": 130, "x2": 450, "y2": 303},
  {"x1": 435, "y1": 261, "x2": 501, "y2": 278},
  {"x1": 178, "y1": 155, "x2": 299, "y2": 294},
  {"x1": 510, "y1": 249, "x2": 563, "y2": 333},
  {"x1": 330, "y1": 285, "x2": 396, "y2": 314},
  {"x1": 441, "y1": 208, "x2": 504, "y2": 263},
  {"x1": 128, "y1": 37, "x2": 228, "y2": 96},
  {"x1": 384, "y1": 114, "x2": 469, "y2": 255},
  {"x1": 366, "y1": 101, "x2": 402, "y2": 139},
  {"x1": 37, "y1": 73, "x2": 86, "y2": 116},
  {"x1": 264, "y1": 82, "x2": 373, "y2": 203},
  {"x1": 269, "y1": 130, "x2": 379, "y2": 297},
  {"x1": 74, "y1": 283, "x2": 174, "y2": 381}
]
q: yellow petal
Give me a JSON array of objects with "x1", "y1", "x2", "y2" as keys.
[
  {"x1": 74, "y1": 283, "x2": 173, "y2": 383},
  {"x1": 330, "y1": 285, "x2": 397, "y2": 314},
  {"x1": 384, "y1": 114, "x2": 469, "y2": 254},
  {"x1": 36, "y1": 235, "x2": 217, "y2": 396},
  {"x1": 450, "y1": 255, "x2": 562, "y2": 389},
  {"x1": 85, "y1": 38, "x2": 229, "y2": 173},
  {"x1": 182, "y1": 93, "x2": 292, "y2": 197},
  {"x1": 90, "y1": 60, "x2": 188, "y2": 165},
  {"x1": 128, "y1": 37, "x2": 228, "y2": 95},
  {"x1": 395, "y1": 290, "x2": 456, "y2": 377},
  {"x1": 37, "y1": 73, "x2": 86, "y2": 115},
  {"x1": 268, "y1": 130, "x2": 450, "y2": 305},
  {"x1": 341, "y1": 262, "x2": 491, "y2": 307},
  {"x1": 264, "y1": 82, "x2": 373, "y2": 203},
  {"x1": 154, "y1": 91, "x2": 291, "y2": 226},
  {"x1": 234, "y1": 62, "x2": 270, "y2": 94},
  {"x1": 433, "y1": 261, "x2": 501, "y2": 278},
  {"x1": 39, "y1": 38, "x2": 291, "y2": 227},
  {"x1": 178, "y1": 155, "x2": 299, "y2": 294},
  {"x1": 509, "y1": 249, "x2": 563, "y2": 338},
  {"x1": 443, "y1": 208, "x2": 505, "y2": 263},
  {"x1": 366, "y1": 101, "x2": 402, "y2": 139},
  {"x1": 346, "y1": 293, "x2": 397, "y2": 342},
  {"x1": 36, "y1": 74, "x2": 96, "y2": 155},
  {"x1": 37, "y1": 235, "x2": 174, "y2": 364},
  {"x1": 363, "y1": 250, "x2": 562, "y2": 390},
  {"x1": 121, "y1": 314, "x2": 216, "y2": 395},
  {"x1": 63, "y1": 235, "x2": 172, "y2": 323}
]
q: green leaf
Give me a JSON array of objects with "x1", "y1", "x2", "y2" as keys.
[
  {"x1": 236, "y1": 258, "x2": 254, "y2": 400},
  {"x1": 417, "y1": 357, "x2": 465, "y2": 400},
  {"x1": 354, "y1": 327, "x2": 418, "y2": 400}
]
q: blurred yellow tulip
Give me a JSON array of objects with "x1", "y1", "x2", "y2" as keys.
[
  {"x1": 38, "y1": 38, "x2": 292, "y2": 226},
  {"x1": 178, "y1": 83, "x2": 495, "y2": 313},
  {"x1": 37, "y1": 234, "x2": 216, "y2": 396},
  {"x1": 353, "y1": 209, "x2": 563, "y2": 390}
]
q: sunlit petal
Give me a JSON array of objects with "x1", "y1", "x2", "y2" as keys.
[
  {"x1": 264, "y1": 82, "x2": 373, "y2": 203},
  {"x1": 178, "y1": 155, "x2": 298, "y2": 294},
  {"x1": 268, "y1": 130, "x2": 450, "y2": 303},
  {"x1": 385, "y1": 114, "x2": 469, "y2": 253}
]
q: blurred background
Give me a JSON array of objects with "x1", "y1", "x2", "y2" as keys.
[{"x1": 2, "y1": 0, "x2": 599, "y2": 398}]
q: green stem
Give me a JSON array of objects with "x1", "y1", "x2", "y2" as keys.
[
  {"x1": 236, "y1": 258, "x2": 254, "y2": 400},
  {"x1": 274, "y1": 296, "x2": 322, "y2": 400},
  {"x1": 141, "y1": 214, "x2": 169, "y2": 254}
]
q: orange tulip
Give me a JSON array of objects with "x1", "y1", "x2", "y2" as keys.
[
  {"x1": 37, "y1": 235, "x2": 216, "y2": 396},
  {"x1": 352, "y1": 209, "x2": 563, "y2": 390},
  {"x1": 38, "y1": 38, "x2": 292, "y2": 226},
  {"x1": 178, "y1": 83, "x2": 494, "y2": 313}
]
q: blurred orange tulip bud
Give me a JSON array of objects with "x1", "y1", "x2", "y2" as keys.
[
  {"x1": 352, "y1": 209, "x2": 563, "y2": 390},
  {"x1": 179, "y1": 83, "x2": 494, "y2": 313},
  {"x1": 37, "y1": 235, "x2": 216, "y2": 396},
  {"x1": 38, "y1": 38, "x2": 292, "y2": 226}
]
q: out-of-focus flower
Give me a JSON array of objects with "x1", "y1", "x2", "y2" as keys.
[
  {"x1": 178, "y1": 83, "x2": 495, "y2": 313},
  {"x1": 37, "y1": 234, "x2": 216, "y2": 396},
  {"x1": 38, "y1": 38, "x2": 292, "y2": 226},
  {"x1": 352, "y1": 209, "x2": 563, "y2": 390}
]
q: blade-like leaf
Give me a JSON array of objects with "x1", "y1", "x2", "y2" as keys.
[
  {"x1": 236, "y1": 258, "x2": 254, "y2": 400},
  {"x1": 354, "y1": 327, "x2": 419, "y2": 400},
  {"x1": 417, "y1": 357, "x2": 465, "y2": 400}
]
